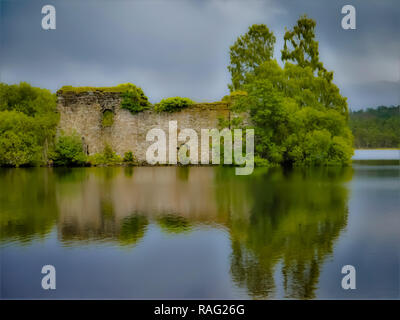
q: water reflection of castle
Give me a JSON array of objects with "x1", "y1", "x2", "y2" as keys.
[
  {"x1": 55, "y1": 166, "x2": 351, "y2": 299},
  {"x1": 57, "y1": 167, "x2": 226, "y2": 242},
  {"x1": 1, "y1": 166, "x2": 352, "y2": 299}
]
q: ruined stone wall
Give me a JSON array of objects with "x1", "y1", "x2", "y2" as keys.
[{"x1": 57, "y1": 91, "x2": 231, "y2": 162}]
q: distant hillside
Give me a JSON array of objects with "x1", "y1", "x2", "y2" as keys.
[
  {"x1": 349, "y1": 106, "x2": 400, "y2": 148},
  {"x1": 341, "y1": 81, "x2": 400, "y2": 110}
]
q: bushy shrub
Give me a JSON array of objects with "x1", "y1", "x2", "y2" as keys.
[
  {"x1": 123, "y1": 151, "x2": 137, "y2": 163},
  {"x1": 50, "y1": 132, "x2": 87, "y2": 166},
  {"x1": 154, "y1": 97, "x2": 194, "y2": 113},
  {"x1": 88, "y1": 144, "x2": 122, "y2": 166},
  {"x1": 120, "y1": 85, "x2": 151, "y2": 114},
  {"x1": 102, "y1": 110, "x2": 114, "y2": 127}
]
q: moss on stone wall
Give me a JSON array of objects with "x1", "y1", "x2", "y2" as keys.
[
  {"x1": 101, "y1": 110, "x2": 114, "y2": 127},
  {"x1": 57, "y1": 83, "x2": 145, "y2": 94}
]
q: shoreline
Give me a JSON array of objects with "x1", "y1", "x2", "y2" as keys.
[
  {"x1": 353, "y1": 148, "x2": 400, "y2": 150},
  {"x1": 1, "y1": 150, "x2": 398, "y2": 169}
]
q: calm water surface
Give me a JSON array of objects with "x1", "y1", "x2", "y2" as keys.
[
  {"x1": 352, "y1": 149, "x2": 400, "y2": 160},
  {"x1": 1, "y1": 151, "x2": 399, "y2": 299}
]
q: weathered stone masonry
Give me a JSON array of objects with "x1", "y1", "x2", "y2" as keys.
[{"x1": 57, "y1": 91, "x2": 231, "y2": 162}]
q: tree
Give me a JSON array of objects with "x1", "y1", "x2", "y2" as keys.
[
  {"x1": 228, "y1": 16, "x2": 353, "y2": 166},
  {"x1": 0, "y1": 82, "x2": 59, "y2": 167},
  {"x1": 228, "y1": 24, "x2": 276, "y2": 91},
  {"x1": 0, "y1": 82, "x2": 57, "y2": 116},
  {"x1": 225, "y1": 16, "x2": 353, "y2": 165},
  {"x1": 281, "y1": 15, "x2": 333, "y2": 82},
  {"x1": 0, "y1": 111, "x2": 42, "y2": 167},
  {"x1": 234, "y1": 63, "x2": 353, "y2": 165}
]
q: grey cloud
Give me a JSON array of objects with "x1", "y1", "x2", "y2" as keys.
[{"x1": 1, "y1": 0, "x2": 399, "y2": 108}]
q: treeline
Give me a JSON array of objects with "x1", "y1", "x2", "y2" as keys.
[{"x1": 349, "y1": 106, "x2": 400, "y2": 148}]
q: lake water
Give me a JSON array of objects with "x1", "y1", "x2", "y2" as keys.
[
  {"x1": 1, "y1": 150, "x2": 399, "y2": 299},
  {"x1": 352, "y1": 149, "x2": 400, "y2": 160}
]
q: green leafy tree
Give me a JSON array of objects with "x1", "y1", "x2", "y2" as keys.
[
  {"x1": 0, "y1": 82, "x2": 57, "y2": 116},
  {"x1": 0, "y1": 82, "x2": 58, "y2": 167},
  {"x1": 228, "y1": 24, "x2": 276, "y2": 91},
  {"x1": 281, "y1": 15, "x2": 332, "y2": 82},
  {"x1": 235, "y1": 61, "x2": 353, "y2": 165},
  {"x1": 228, "y1": 17, "x2": 353, "y2": 166},
  {"x1": 0, "y1": 111, "x2": 42, "y2": 167}
]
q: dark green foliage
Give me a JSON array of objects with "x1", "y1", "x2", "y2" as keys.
[
  {"x1": 120, "y1": 84, "x2": 151, "y2": 114},
  {"x1": 350, "y1": 106, "x2": 400, "y2": 148},
  {"x1": 50, "y1": 132, "x2": 87, "y2": 166},
  {"x1": 0, "y1": 82, "x2": 59, "y2": 167},
  {"x1": 155, "y1": 97, "x2": 194, "y2": 112},
  {"x1": 228, "y1": 24, "x2": 276, "y2": 91},
  {"x1": 102, "y1": 110, "x2": 114, "y2": 127}
]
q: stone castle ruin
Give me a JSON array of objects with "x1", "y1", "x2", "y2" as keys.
[{"x1": 57, "y1": 91, "x2": 232, "y2": 163}]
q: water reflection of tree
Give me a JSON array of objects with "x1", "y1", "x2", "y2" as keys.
[
  {"x1": 157, "y1": 214, "x2": 192, "y2": 234},
  {"x1": 216, "y1": 167, "x2": 352, "y2": 299},
  {"x1": 0, "y1": 168, "x2": 59, "y2": 243},
  {"x1": 1, "y1": 166, "x2": 353, "y2": 299},
  {"x1": 118, "y1": 215, "x2": 148, "y2": 246}
]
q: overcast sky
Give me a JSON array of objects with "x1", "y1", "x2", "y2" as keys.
[{"x1": 1, "y1": 0, "x2": 399, "y2": 109}]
